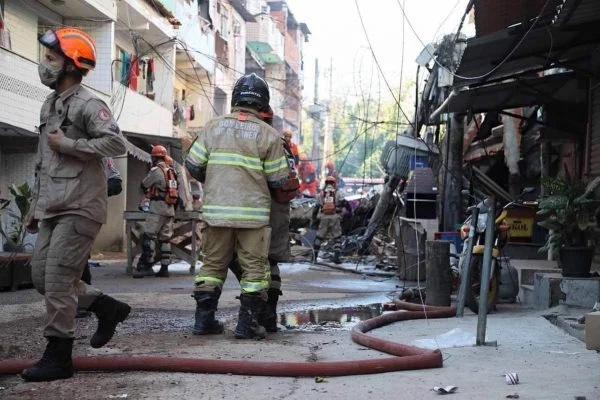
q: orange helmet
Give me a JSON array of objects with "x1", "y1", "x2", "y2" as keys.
[
  {"x1": 164, "y1": 155, "x2": 174, "y2": 167},
  {"x1": 151, "y1": 145, "x2": 168, "y2": 158},
  {"x1": 39, "y1": 28, "x2": 96, "y2": 71}
]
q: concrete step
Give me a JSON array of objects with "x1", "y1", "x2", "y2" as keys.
[
  {"x1": 521, "y1": 272, "x2": 600, "y2": 310},
  {"x1": 510, "y1": 259, "x2": 560, "y2": 286},
  {"x1": 519, "y1": 284, "x2": 535, "y2": 308}
]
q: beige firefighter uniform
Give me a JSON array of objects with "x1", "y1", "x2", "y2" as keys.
[
  {"x1": 135, "y1": 161, "x2": 175, "y2": 273},
  {"x1": 317, "y1": 191, "x2": 345, "y2": 240},
  {"x1": 29, "y1": 84, "x2": 126, "y2": 338},
  {"x1": 140, "y1": 162, "x2": 175, "y2": 264},
  {"x1": 186, "y1": 108, "x2": 288, "y2": 294}
]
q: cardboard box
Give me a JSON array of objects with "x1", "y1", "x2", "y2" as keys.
[{"x1": 585, "y1": 311, "x2": 600, "y2": 351}]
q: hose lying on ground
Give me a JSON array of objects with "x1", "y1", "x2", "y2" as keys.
[{"x1": 0, "y1": 301, "x2": 456, "y2": 377}]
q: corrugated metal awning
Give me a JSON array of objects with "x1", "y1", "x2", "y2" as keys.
[
  {"x1": 553, "y1": 0, "x2": 600, "y2": 27},
  {"x1": 454, "y1": 24, "x2": 599, "y2": 87},
  {"x1": 444, "y1": 72, "x2": 586, "y2": 114}
]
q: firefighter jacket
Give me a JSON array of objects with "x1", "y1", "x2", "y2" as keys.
[
  {"x1": 185, "y1": 107, "x2": 288, "y2": 228},
  {"x1": 31, "y1": 84, "x2": 126, "y2": 224},
  {"x1": 318, "y1": 189, "x2": 345, "y2": 215},
  {"x1": 141, "y1": 161, "x2": 176, "y2": 217}
]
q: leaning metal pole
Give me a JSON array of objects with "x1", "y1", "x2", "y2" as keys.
[
  {"x1": 456, "y1": 206, "x2": 479, "y2": 318},
  {"x1": 476, "y1": 196, "x2": 495, "y2": 346}
]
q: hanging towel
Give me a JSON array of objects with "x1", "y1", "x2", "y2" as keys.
[
  {"x1": 120, "y1": 50, "x2": 131, "y2": 86},
  {"x1": 129, "y1": 57, "x2": 139, "y2": 91},
  {"x1": 146, "y1": 58, "x2": 155, "y2": 93}
]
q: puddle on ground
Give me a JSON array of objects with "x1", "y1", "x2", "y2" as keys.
[{"x1": 279, "y1": 303, "x2": 383, "y2": 331}]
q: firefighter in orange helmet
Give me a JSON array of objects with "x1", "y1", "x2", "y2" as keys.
[
  {"x1": 134, "y1": 145, "x2": 179, "y2": 278},
  {"x1": 282, "y1": 130, "x2": 299, "y2": 165},
  {"x1": 23, "y1": 28, "x2": 130, "y2": 382},
  {"x1": 312, "y1": 176, "x2": 346, "y2": 263}
]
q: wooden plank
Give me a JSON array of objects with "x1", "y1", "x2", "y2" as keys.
[{"x1": 126, "y1": 223, "x2": 133, "y2": 275}]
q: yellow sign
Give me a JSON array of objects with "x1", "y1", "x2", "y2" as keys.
[{"x1": 505, "y1": 217, "x2": 534, "y2": 238}]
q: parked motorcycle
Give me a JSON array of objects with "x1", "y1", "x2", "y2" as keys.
[{"x1": 456, "y1": 188, "x2": 535, "y2": 314}]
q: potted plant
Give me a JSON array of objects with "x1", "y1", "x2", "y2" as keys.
[
  {"x1": 537, "y1": 175, "x2": 600, "y2": 277},
  {"x1": 0, "y1": 183, "x2": 34, "y2": 290}
]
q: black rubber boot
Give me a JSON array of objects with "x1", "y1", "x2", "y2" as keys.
[
  {"x1": 234, "y1": 293, "x2": 267, "y2": 339},
  {"x1": 260, "y1": 288, "x2": 281, "y2": 333},
  {"x1": 155, "y1": 264, "x2": 169, "y2": 278},
  {"x1": 88, "y1": 295, "x2": 131, "y2": 348},
  {"x1": 331, "y1": 250, "x2": 342, "y2": 264},
  {"x1": 21, "y1": 337, "x2": 74, "y2": 382},
  {"x1": 133, "y1": 235, "x2": 155, "y2": 278},
  {"x1": 312, "y1": 238, "x2": 322, "y2": 263},
  {"x1": 192, "y1": 291, "x2": 224, "y2": 335},
  {"x1": 132, "y1": 266, "x2": 154, "y2": 278}
]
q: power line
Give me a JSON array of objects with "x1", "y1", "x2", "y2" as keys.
[
  {"x1": 394, "y1": 0, "x2": 552, "y2": 81},
  {"x1": 354, "y1": 0, "x2": 414, "y2": 129},
  {"x1": 176, "y1": 40, "x2": 218, "y2": 114}
]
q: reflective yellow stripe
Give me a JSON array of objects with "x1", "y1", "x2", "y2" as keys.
[
  {"x1": 194, "y1": 275, "x2": 224, "y2": 286},
  {"x1": 263, "y1": 156, "x2": 289, "y2": 175},
  {"x1": 208, "y1": 152, "x2": 263, "y2": 171},
  {"x1": 188, "y1": 143, "x2": 209, "y2": 164},
  {"x1": 241, "y1": 279, "x2": 270, "y2": 293},
  {"x1": 203, "y1": 205, "x2": 270, "y2": 222}
]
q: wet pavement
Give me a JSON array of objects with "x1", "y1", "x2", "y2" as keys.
[
  {"x1": 279, "y1": 304, "x2": 382, "y2": 331},
  {"x1": 1, "y1": 259, "x2": 599, "y2": 400}
]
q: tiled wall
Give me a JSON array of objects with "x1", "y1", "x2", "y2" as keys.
[
  {"x1": 0, "y1": 48, "x2": 50, "y2": 133},
  {"x1": 65, "y1": 20, "x2": 115, "y2": 95},
  {"x1": 3, "y1": 1, "x2": 38, "y2": 61}
]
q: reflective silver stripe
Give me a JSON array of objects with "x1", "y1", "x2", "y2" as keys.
[
  {"x1": 208, "y1": 152, "x2": 263, "y2": 171},
  {"x1": 264, "y1": 156, "x2": 289, "y2": 175},
  {"x1": 194, "y1": 275, "x2": 224, "y2": 286},
  {"x1": 203, "y1": 205, "x2": 270, "y2": 222},
  {"x1": 189, "y1": 143, "x2": 209, "y2": 164},
  {"x1": 241, "y1": 279, "x2": 270, "y2": 293}
]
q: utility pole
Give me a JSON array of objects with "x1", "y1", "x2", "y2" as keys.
[
  {"x1": 321, "y1": 58, "x2": 334, "y2": 180},
  {"x1": 441, "y1": 113, "x2": 464, "y2": 231},
  {"x1": 310, "y1": 59, "x2": 323, "y2": 175}
]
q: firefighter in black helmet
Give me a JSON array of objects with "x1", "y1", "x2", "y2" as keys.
[{"x1": 185, "y1": 73, "x2": 290, "y2": 339}]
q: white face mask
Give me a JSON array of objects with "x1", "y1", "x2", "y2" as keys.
[
  {"x1": 325, "y1": 185, "x2": 334, "y2": 192},
  {"x1": 38, "y1": 58, "x2": 64, "y2": 88}
]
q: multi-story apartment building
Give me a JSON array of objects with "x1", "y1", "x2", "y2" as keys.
[
  {"x1": 0, "y1": 0, "x2": 309, "y2": 252},
  {"x1": 243, "y1": 0, "x2": 308, "y2": 136},
  {"x1": 1, "y1": 0, "x2": 186, "y2": 251}
]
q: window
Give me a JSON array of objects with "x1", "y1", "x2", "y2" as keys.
[
  {"x1": 198, "y1": 0, "x2": 210, "y2": 22},
  {"x1": 0, "y1": 0, "x2": 10, "y2": 50},
  {"x1": 219, "y1": 10, "x2": 229, "y2": 40}
]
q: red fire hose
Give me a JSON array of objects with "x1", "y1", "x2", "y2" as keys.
[{"x1": 0, "y1": 302, "x2": 456, "y2": 377}]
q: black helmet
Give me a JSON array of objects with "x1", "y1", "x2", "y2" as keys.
[{"x1": 231, "y1": 73, "x2": 270, "y2": 111}]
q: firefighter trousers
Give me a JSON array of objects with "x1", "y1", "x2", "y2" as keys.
[
  {"x1": 31, "y1": 215, "x2": 103, "y2": 338},
  {"x1": 195, "y1": 226, "x2": 271, "y2": 295},
  {"x1": 139, "y1": 213, "x2": 174, "y2": 267}
]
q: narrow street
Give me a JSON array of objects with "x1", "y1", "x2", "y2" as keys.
[
  {"x1": 0, "y1": 259, "x2": 598, "y2": 399},
  {"x1": 1, "y1": 0, "x2": 600, "y2": 397}
]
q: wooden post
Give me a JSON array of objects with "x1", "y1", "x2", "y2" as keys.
[
  {"x1": 442, "y1": 113, "x2": 464, "y2": 231},
  {"x1": 126, "y1": 222, "x2": 133, "y2": 275},
  {"x1": 425, "y1": 240, "x2": 451, "y2": 306}
]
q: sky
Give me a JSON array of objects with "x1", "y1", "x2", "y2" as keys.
[{"x1": 285, "y1": 0, "x2": 474, "y2": 103}]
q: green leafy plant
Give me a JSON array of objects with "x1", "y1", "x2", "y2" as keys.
[
  {"x1": 537, "y1": 175, "x2": 600, "y2": 258},
  {"x1": 0, "y1": 182, "x2": 33, "y2": 251}
]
